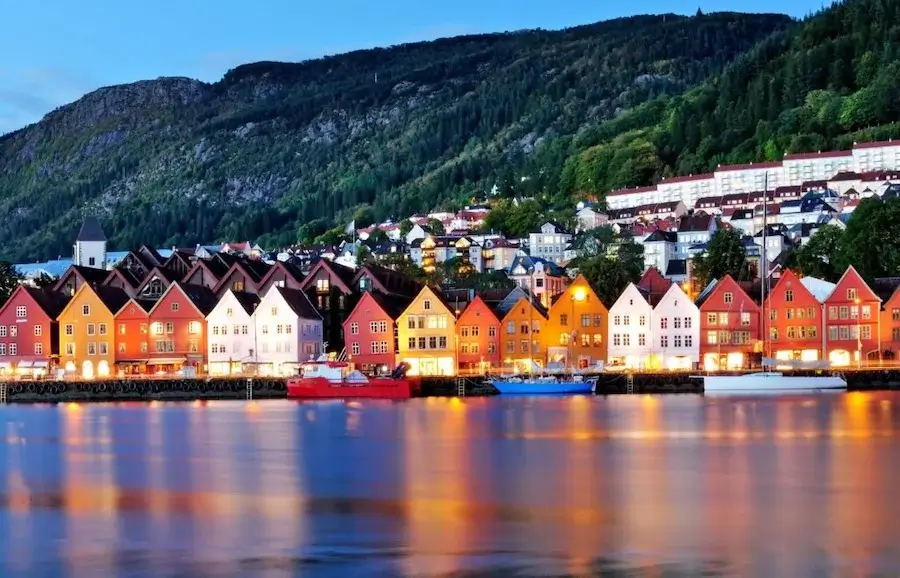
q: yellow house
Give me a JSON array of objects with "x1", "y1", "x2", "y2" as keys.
[
  {"x1": 499, "y1": 295, "x2": 549, "y2": 372},
  {"x1": 57, "y1": 284, "x2": 130, "y2": 379},
  {"x1": 545, "y1": 274, "x2": 608, "y2": 369},
  {"x1": 396, "y1": 286, "x2": 457, "y2": 375}
]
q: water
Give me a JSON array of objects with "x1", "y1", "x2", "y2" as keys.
[{"x1": 1, "y1": 393, "x2": 899, "y2": 577}]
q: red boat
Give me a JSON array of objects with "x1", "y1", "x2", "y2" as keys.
[{"x1": 286, "y1": 359, "x2": 420, "y2": 399}]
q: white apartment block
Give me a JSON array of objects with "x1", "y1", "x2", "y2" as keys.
[
  {"x1": 782, "y1": 150, "x2": 853, "y2": 185},
  {"x1": 853, "y1": 139, "x2": 900, "y2": 172},
  {"x1": 528, "y1": 222, "x2": 572, "y2": 265},
  {"x1": 656, "y1": 173, "x2": 715, "y2": 208}
]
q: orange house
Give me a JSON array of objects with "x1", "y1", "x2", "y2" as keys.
[
  {"x1": 499, "y1": 294, "x2": 548, "y2": 371},
  {"x1": 823, "y1": 266, "x2": 881, "y2": 367},
  {"x1": 764, "y1": 269, "x2": 823, "y2": 363},
  {"x1": 57, "y1": 285, "x2": 130, "y2": 378},
  {"x1": 697, "y1": 274, "x2": 761, "y2": 371},
  {"x1": 115, "y1": 298, "x2": 155, "y2": 375},
  {"x1": 456, "y1": 296, "x2": 501, "y2": 374},
  {"x1": 146, "y1": 282, "x2": 216, "y2": 374},
  {"x1": 545, "y1": 274, "x2": 608, "y2": 369}
]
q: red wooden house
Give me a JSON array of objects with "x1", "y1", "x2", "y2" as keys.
[
  {"x1": 880, "y1": 285, "x2": 900, "y2": 359},
  {"x1": 636, "y1": 266, "x2": 672, "y2": 306},
  {"x1": 343, "y1": 292, "x2": 411, "y2": 374},
  {"x1": 146, "y1": 282, "x2": 217, "y2": 373},
  {"x1": 763, "y1": 269, "x2": 824, "y2": 364},
  {"x1": 823, "y1": 266, "x2": 881, "y2": 366},
  {"x1": 456, "y1": 295, "x2": 501, "y2": 374},
  {"x1": 0, "y1": 286, "x2": 70, "y2": 376},
  {"x1": 114, "y1": 298, "x2": 155, "y2": 375},
  {"x1": 696, "y1": 274, "x2": 760, "y2": 371}
]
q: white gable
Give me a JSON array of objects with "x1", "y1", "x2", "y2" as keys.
[
  {"x1": 207, "y1": 289, "x2": 252, "y2": 322},
  {"x1": 653, "y1": 283, "x2": 700, "y2": 366},
  {"x1": 607, "y1": 283, "x2": 653, "y2": 362}
]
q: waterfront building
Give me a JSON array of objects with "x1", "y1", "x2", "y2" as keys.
[
  {"x1": 697, "y1": 275, "x2": 761, "y2": 371},
  {"x1": 545, "y1": 275, "x2": 608, "y2": 369},
  {"x1": 455, "y1": 295, "x2": 501, "y2": 375},
  {"x1": 507, "y1": 255, "x2": 568, "y2": 308},
  {"x1": 0, "y1": 286, "x2": 69, "y2": 377},
  {"x1": 299, "y1": 259, "x2": 358, "y2": 354},
  {"x1": 114, "y1": 298, "x2": 155, "y2": 375},
  {"x1": 498, "y1": 294, "x2": 548, "y2": 372},
  {"x1": 73, "y1": 216, "x2": 108, "y2": 270},
  {"x1": 205, "y1": 290, "x2": 259, "y2": 375},
  {"x1": 607, "y1": 283, "x2": 654, "y2": 369},
  {"x1": 344, "y1": 291, "x2": 410, "y2": 375},
  {"x1": 823, "y1": 266, "x2": 881, "y2": 367},
  {"x1": 396, "y1": 286, "x2": 457, "y2": 376},
  {"x1": 252, "y1": 286, "x2": 323, "y2": 376},
  {"x1": 764, "y1": 269, "x2": 825, "y2": 363},
  {"x1": 53, "y1": 265, "x2": 110, "y2": 297},
  {"x1": 653, "y1": 282, "x2": 700, "y2": 370},
  {"x1": 255, "y1": 260, "x2": 307, "y2": 294},
  {"x1": 146, "y1": 283, "x2": 216, "y2": 374},
  {"x1": 57, "y1": 284, "x2": 130, "y2": 379}
]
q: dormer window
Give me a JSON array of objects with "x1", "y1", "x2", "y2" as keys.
[{"x1": 316, "y1": 279, "x2": 330, "y2": 293}]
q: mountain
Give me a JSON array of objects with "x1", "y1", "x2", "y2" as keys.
[
  {"x1": 558, "y1": 0, "x2": 900, "y2": 198},
  {"x1": 0, "y1": 12, "x2": 792, "y2": 261}
]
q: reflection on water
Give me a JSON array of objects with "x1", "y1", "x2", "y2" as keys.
[{"x1": 2, "y1": 393, "x2": 900, "y2": 576}]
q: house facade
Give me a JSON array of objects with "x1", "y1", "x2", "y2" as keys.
[
  {"x1": 653, "y1": 283, "x2": 700, "y2": 370},
  {"x1": 607, "y1": 283, "x2": 654, "y2": 369},
  {"x1": 251, "y1": 286, "x2": 323, "y2": 376},
  {"x1": 764, "y1": 269, "x2": 824, "y2": 363},
  {"x1": 455, "y1": 296, "x2": 501, "y2": 374},
  {"x1": 528, "y1": 221, "x2": 572, "y2": 264},
  {"x1": 823, "y1": 266, "x2": 880, "y2": 367},
  {"x1": 146, "y1": 283, "x2": 214, "y2": 374},
  {"x1": 499, "y1": 295, "x2": 548, "y2": 372},
  {"x1": 396, "y1": 286, "x2": 457, "y2": 376},
  {"x1": 545, "y1": 275, "x2": 608, "y2": 369},
  {"x1": 697, "y1": 275, "x2": 761, "y2": 371},
  {"x1": 57, "y1": 285, "x2": 129, "y2": 378},
  {"x1": 206, "y1": 290, "x2": 259, "y2": 375},
  {"x1": 114, "y1": 299, "x2": 154, "y2": 375},
  {"x1": 344, "y1": 292, "x2": 410, "y2": 375},
  {"x1": 300, "y1": 259, "x2": 358, "y2": 354},
  {"x1": 0, "y1": 286, "x2": 68, "y2": 377}
]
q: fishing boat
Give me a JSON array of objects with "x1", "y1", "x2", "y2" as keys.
[
  {"x1": 490, "y1": 374, "x2": 598, "y2": 395},
  {"x1": 287, "y1": 359, "x2": 419, "y2": 399},
  {"x1": 697, "y1": 174, "x2": 846, "y2": 394}
]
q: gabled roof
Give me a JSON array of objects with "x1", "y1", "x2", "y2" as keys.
[
  {"x1": 274, "y1": 286, "x2": 322, "y2": 320},
  {"x1": 352, "y1": 263, "x2": 423, "y2": 298},
  {"x1": 134, "y1": 266, "x2": 175, "y2": 294},
  {"x1": 18, "y1": 286, "x2": 71, "y2": 319},
  {"x1": 824, "y1": 265, "x2": 880, "y2": 303},
  {"x1": 665, "y1": 259, "x2": 687, "y2": 276},
  {"x1": 676, "y1": 213, "x2": 713, "y2": 233},
  {"x1": 104, "y1": 267, "x2": 143, "y2": 289},
  {"x1": 256, "y1": 260, "x2": 305, "y2": 289},
  {"x1": 52, "y1": 265, "x2": 111, "y2": 293},
  {"x1": 637, "y1": 267, "x2": 672, "y2": 304},
  {"x1": 148, "y1": 282, "x2": 218, "y2": 317},
  {"x1": 299, "y1": 258, "x2": 357, "y2": 294},
  {"x1": 94, "y1": 286, "x2": 131, "y2": 315},
  {"x1": 232, "y1": 291, "x2": 261, "y2": 316},
  {"x1": 76, "y1": 216, "x2": 106, "y2": 242}
]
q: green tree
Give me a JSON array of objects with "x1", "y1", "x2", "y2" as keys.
[
  {"x1": 355, "y1": 243, "x2": 372, "y2": 264},
  {"x1": 425, "y1": 218, "x2": 446, "y2": 236},
  {"x1": 399, "y1": 219, "x2": 414, "y2": 237},
  {"x1": 571, "y1": 227, "x2": 644, "y2": 306},
  {"x1": 691, "y1": 228, "x2": 747, "y2": 289},
  {"x1": 0, "y1": 261, "x2": 22, "y2": 307},
  {"x1": 794, "y1": 224, "x2": 844, "y2": 282},
  {"x1": 32, "y1": 272, "x2": 57, "y2": 288}
]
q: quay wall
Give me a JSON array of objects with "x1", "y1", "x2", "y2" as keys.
[{"x1": 2, "y1": 370, "x2": 900, "y2": 403}]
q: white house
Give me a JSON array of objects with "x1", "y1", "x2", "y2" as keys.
[
  {"x1": 607, "y1": 283, "x2": 654, "y2": 369},
  {"x1": 575, "y1": 203, "x2": 609, "y2": 231},
  {"x1": 406, "y1": 224, "x2": 430, "y2": 245},
  {"x1": 206, "y1": 290, "x2": 259, "y2": 375},
  {"x1": 73, "y1": 217, "x2": 108, "y2": 269},
  {"x1": 528, "y1": 221, "x2": 573, "y2": 264},
  {"x1": 253, "y1": 286, "x2": 323, "y2": 376},
  {"x1": 653, "y1": 282, "x2": 700, "y2": 370}
]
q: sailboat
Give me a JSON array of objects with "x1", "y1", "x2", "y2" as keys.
[
  {"x1": 490, "y1": 274, "x2": 598, "y2": 395},
  {"x1": 698, "y1": 175, "x2": 847, "y2": 394}
]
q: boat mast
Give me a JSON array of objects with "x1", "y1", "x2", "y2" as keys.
[{"x1": 761, "y1": 173, "x2": 768, "y2": 365}]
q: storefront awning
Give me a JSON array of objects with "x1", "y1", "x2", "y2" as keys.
[
  {"x1": 0, "y1": 362, "x2": 10, "y2": 369},
  {"x1": 32, "y1": 361, "x2": 49, "y2": 368},
  {"x1": 147, "y1": 358, "x2": 186, "y2": 365},
  {"x1": 118, "y1": 359, "x2": 150, "y2": 364},
  {"x1": 16, "y1": 361, "x2": 33, "y2": 369}
]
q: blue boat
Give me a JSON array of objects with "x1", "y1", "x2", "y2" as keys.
[{"x1": 489, "y1": 375, "x2": 597, "y2": 395}]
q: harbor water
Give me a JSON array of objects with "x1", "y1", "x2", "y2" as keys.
[{"x1": 2, "y1": 393, "x2": 900, "y2": 576}]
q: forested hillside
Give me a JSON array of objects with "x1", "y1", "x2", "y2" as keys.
[
  {"x1": 0, "y1": 12, "x2": 791, "y2": 261},
  {"x1": 557, "y1": 0, "x2": 900, "y2": 199}
]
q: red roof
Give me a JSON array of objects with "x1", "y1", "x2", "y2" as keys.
[
  {"x1": 853, "y1": 139, "x2": 900, "y2": 150},
  {"x1": 783, "y1": 150, "x2": 852, "y2": 160},
  {"x1": 607, "y1": 185, "x2": 657, "y2": 197},
  {"x1": 659, "y1": 173, "x2": 714, "y2": 185},
  {"x1": 715, "y1": 161, "x2": 783, "y2": 173}
]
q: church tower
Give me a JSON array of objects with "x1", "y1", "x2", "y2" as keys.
[{"x1": 73, "y1": 216, "x2": 108, "y2": 269}]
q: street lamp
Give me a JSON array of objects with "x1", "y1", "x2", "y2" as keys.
[
  {"x1": 570, "y1": 287, "x2": 587, "y2": 372},
  {"x1": 855, "y1": 297, "x2": 861, "y2": 369}
]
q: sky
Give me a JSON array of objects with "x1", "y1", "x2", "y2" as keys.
[{"x1": 0, "y1": 0, "x2": 829, "y2": 134}]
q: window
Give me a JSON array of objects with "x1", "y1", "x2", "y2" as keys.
[
  {"x1": 862, "y1": 325, "x2": 872, "y2": 339},
  {"x1": 506, "y1": 341, "x2": 514, "y2": 353},
  {"x1": 785, "y1": 290, "x2": 794, "y2": 303},
  {"x1": 847, "y1": 288, "x2": 857, "y2": 300},
  {"x1": 141, "y1": 323, "x2": 148, "y2": 334},
  {"x1": 893, "y1": 308, "x2": 900, "y2": 322},
  {"x1": 0, "y1": 343, "x2": 8, "y2": 355},
  {"x1": 15, "y1": 306, "x2": 26, "y2": 318},
  {"x1": 439, "y1": 336, "x2": 447, "y2": 349},
  {"x1": 579, "y1": 314, "x2": 589, "y2": 328},
  {"x1": 770, "y1": 327, "x2": 779, "y2": 340},
  {"x1": 787, "y1": 326, "x2": 796, "y2": 339},
  {"x1": 65, "y1": 324, "x2": 74, "y2": 336},
  {"x1": 151, "y1": 322, "x2": 163, "y2": 335},
  {"x1": 423, "y1": 299, "x2": 432, "y2": 310},
  {"x1": 316, "y1": 279, "x2": 330, "y2": 292},
  {"x1": 560, "y1": 333, "x2": 570, "y2": 345},
  {"x1": 407, "y1": 317, "x2": 415, "y2": 330},
  {"x1": 660, "y1": 317, "x2": 668, "y2": 329},
  {"x1": 369, "y1": 321, "x2": 378, "y2": 333},
  {"x1": 674, "y1": 318, "x2": 682, "y2": 329},
  {"x1": 212, "y1": 326, "x2": 220, "y2": 336},
  {"x1": 351, "y1": 342, "x2": 360, "y2": 355},
  {"x1": 470, "y1": 326, "x2": 479, "y2": 337},
  {"x1": 741, "y1": 312, "x2": 751, "y2": 326},
  {"x1": 408, "y1": 337, "x2": 416, "y2": 350},
  {"x1": 99, "y1": 323, "x2": 107, "y2": 336},
  {"x1": 786, "y1": 308, "x2": 794, "y2": 320},
  {"x1": 770, "y1": 310, "x2": 777, "y2": 321},
  {"x1": 707, "y1": 313, "x2": 717, "y2": 325},
  {"x1": 141, "y1": 342, "x2": 148, "y2": 353},
  {"x1": 488, "y1": 342, "x2": 496, "y2": 354},
  {"x1": 226, "y1": 308, "x2": 234, "y2": 317},
  {"x1": 614, "y1": 315, "x2": 621, "y2": 326},
  {"x1": 99, "y1": 343, "x2": 108, "y2": 356},
  {"x1": 488, "y1": 326, "x2": 497, "y2": 337},
  {"x1": 165, "y1": 322, "x2": 174, "y2": 334},
  {"x1": 660, "y1": 335, "x2": 668, "y2": 348},
  {"x1": 119, "y1": 342, "x2": 126, "y2": 353},
  {"x1": 684, "y1": 317, "x2": 692, "y2": 329},
  {"x1": 188, "y1": 321, "x2": 201, "y2": 334},
  {"x1": 828, "y1": 306, "x2": 838, "y2": 320},
  {"x1": 839, "y1": 306, "x2": 849, "y2": 320},
  {"x1": 8, "y1": 344, "x2": 16, "y2": 356},
  {"x1": 171, "y1": 302, "x2": 180, "y2": 312},
  {"x1": 594, "y1": 315, "x2": 603, "y2": 327},
  {"x1": 623, "y1": 315, "x2": 630, "y2": 326},
  {"x1": 723, "y1": 292, "x2": 733, "y2": 304},
  {"x1": 87, "y1": 323, "x2": 96, "y2": 336},
  {"x1": 276, "y1": 324, "x2": 284, "y2": 335},
  {"x1": 828, "y1": 326, "x2": 839, "y2": 341},
  {"x1": 707, "y1": 331, "x2": 717, "y2": 345},
  {"x1": 82, "y1": 304, "x2": 90, "y2": 316},
  {"x1": 119, "y1": 323, "x2": 126, "y2": 335},
  {"x1": 34, "y1": 343, "x2": 43, "y2": 356},
  {"x1": 613, "y1": 334, "x2": 621, "y2": 346},
  {"x1": 862, "y1": 305, "x2": 872, "y2": 320},
  {"x1": 88, "y1": 342, "x2": 97, "y2": 356},
  {"x1": 507, "y1": 321, "x2": 515, "y2": 334},
  {"x1": 638, "y1": 334, "x2": 646, "y2": 346}
]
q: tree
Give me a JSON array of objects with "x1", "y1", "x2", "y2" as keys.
[
  {"x1": 571, "y1": 227, "x2": 644, "y2": 306},
  {"x1": 0, "y1": 261, "x2": 22, "y2": 307},
  {"x1": 355, "y1": 243, "x2": 372, "y2": 265},
  {"x1": 691, "y1": 228, "x2": 747, "y2": 289},
  {"x1": 32, "y1": 272, "x2": 57, "y2": 288},
  {"x1": 425, "y1": 218, "x2": 446, "y2": 236},
  {"x1": 837, "y1": 197, "x2": 900, "y2": 282},
  {"x1": 399, "y1": 219, "x2": 414, "y2": 237},
  {"x1": 794, "y1": 224, "x2": 843, "y2": 281}
]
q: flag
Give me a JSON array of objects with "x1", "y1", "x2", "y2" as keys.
[{"x1": 344, "y1": 220, "x2": 356, "y2": 235}]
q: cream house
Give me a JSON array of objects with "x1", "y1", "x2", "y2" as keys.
[
  {"x1": 653, "y1": 282, "x2": 700, "y2": 370},
  {"x1": 253, "y1": 286, "x2": 323, "y2": 376},
  {"x1": 396, "y1": 286, "x2": 457, "y2": 376},
  {"x1": 607, "y1": 283, "x2": 654, "y2": 369},
  {"x1": 206, "y1": 290, "x2": 259, "y2": 375}
]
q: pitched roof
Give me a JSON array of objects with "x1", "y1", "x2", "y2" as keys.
[
  {"x1": 276, "y1": 286, "x2": 322, "y2": 320},
  {"x1": 94, "y1": 286, "x2": 131, "y2": 315},
  {"x1": 23, "y1": 286, "x2": 71, "y2": 319},
  {"x1": 353, "y1": 263, "x2": 423, "y2": 298},
  {"x1": 676, "y1": 213, "x2": 713, "y2": 233},
  {"x1": 369, "y1": 292, "x2": 413, "y2": 320},
  {"x1": 76, "y1": 216, "x2": 106, "y2": 242},
  {"x1": 176, "y1": 283, "x2": 219, "y2": 316},
  {"x1": 232, "y1": 291, "x2": 261, "y2": 316}
]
